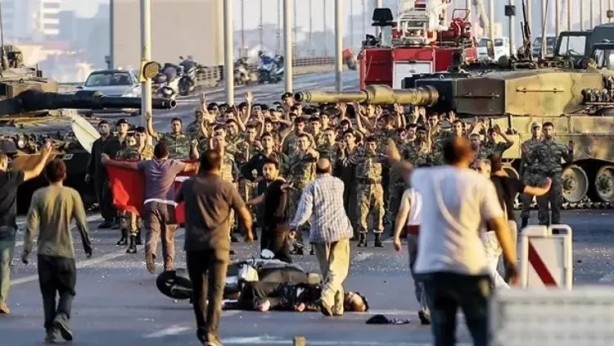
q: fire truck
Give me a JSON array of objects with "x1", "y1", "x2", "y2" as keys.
[{"x1": 359, "y1": 0, "x2": 478, "y2": 89}]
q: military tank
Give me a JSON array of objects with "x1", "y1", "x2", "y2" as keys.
[
  {"x1": 0, "y1": 46, "x2": 176, "y2": 213},
  {"x1": 295, "y1": 67, "x2": 614, "y2": 209}
]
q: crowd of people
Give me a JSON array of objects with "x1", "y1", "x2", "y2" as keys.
[{"x1": 0, "y1": 89, "x2": 574, "y2": 345}]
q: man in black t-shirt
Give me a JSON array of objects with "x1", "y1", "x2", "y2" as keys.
[
  {"x1": 246, "y1": 158, "x2": 294, "y2": 263},
  {"x1": 474, "y1": 155, "x2": 552, "y2": 283},
  {"x1": 0, "y1": 142, "x2": 52, "y2": 314}
]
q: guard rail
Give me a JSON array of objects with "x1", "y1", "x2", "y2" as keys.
[{"x1": 58, "y1": 56, "x2": 337, "y2": 92}]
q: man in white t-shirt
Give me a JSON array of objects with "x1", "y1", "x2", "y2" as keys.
[
  {"x1": 386, "y1": 137, "x2": 516, "y2": 346},
  {"x1": 393, "y1": 179, "x2": 430, "y2": 324}
]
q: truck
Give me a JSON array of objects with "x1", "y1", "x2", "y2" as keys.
[{"x1": 358, "y1": 0, "x2": 477, "y2": 89}]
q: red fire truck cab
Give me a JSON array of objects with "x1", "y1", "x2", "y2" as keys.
[{"x1": 359, "y1": 1, "x2": 477, "y2": 89}]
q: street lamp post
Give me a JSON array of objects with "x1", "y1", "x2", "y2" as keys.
[
  {"x1": 139, "y1": 0, "x2": 152, "y2": 125},
  {"x1": 284, "y1": 0, "x2": 293, "y2": 92},
  {"x1": 223, "y1": 0, "x2": 234, "y2": 104}
]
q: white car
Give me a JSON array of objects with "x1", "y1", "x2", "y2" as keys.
[
  {"x1": 80, "y1": 69, "x2": 141, "y2": 98},
  {"x1": 477, "y1": 37, "x2": 512, "y2": 62}
]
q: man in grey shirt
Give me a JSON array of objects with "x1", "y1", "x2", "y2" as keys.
[
  {"x1": 176, "y1": 149, "x2": 253, "y2": 346},
  {"x1": 102, "y1": 142, "x2": 198, "y2": 273}
]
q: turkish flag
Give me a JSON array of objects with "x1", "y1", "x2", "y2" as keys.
[{"x1": 106, "y1": 160, "x2": 197, "y2": 224}]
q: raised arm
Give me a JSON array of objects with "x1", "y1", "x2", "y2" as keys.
[
  {"x1": 101, "y1": 153, "x2": 139, "y2": 170},
  {"x1": 23, "y1": 141, "x2": 53, "y2": 182}
]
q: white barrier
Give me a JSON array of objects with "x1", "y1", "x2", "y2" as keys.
[
  {"x1": 518, "y1": 224, "x2": 573, "y2": 290},
  {"x1": 490, "y1": 287, "x2": 614, "y2": 346}
]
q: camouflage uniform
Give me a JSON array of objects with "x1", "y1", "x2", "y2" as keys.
[
  {"x1": 316, "y1": 143, "x2": 340, "y2": 169},
  {"x1": 220, "y1": 152, "x2": 240, "y2": 230},
  {"x1": 115, "y1": 145, "x2": 153, "y2": 252},
  {"x1": 338, "y1": 146, "x2": 360, "y2": 237},
  {"x1": 234, "y1": 139, "x2": 259, "y2": 202},
  {"x1": 355, "y1": 148, "x2": 386, "y2": 246},
  {"x1": 159, "y1": 133, "x2": 192, "y2": 159},
  {"x1": 429, "y1": 130, "x2": 451, "y2": 165},
  {"x1": 519, "y1": 138, "x2": 541, "y2": 224},
  {"x1": 283, "y1": 150, "x2": 318, "y2": 221},
  {"x1": 185, "y1": 120, "x2": 205, "y2": 139},
  {"x1": 374, "y1": 129, "x2": 397, "y2": 217},
  {"x1": 530, "y1": 139, "x2": 572, "y2": 225},
  {"x1": 476, "y1": 140, "x2": 513, "y2": 160}
]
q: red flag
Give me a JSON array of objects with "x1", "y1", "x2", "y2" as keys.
[{"x1": 106, "y1": 160, "x2": 197, "y2": 224}]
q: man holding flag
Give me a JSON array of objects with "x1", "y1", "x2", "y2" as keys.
[{"x1": 102, "y1": 142, "x2": 198, "y2": 274}]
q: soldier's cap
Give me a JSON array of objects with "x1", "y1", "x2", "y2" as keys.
[
  {"x1": 281, "y1": 92, "x2": 293, "y2": 100},
  {"x1": 531, "y1": 122, "x2": 541, "y2": 129},
  {"x1": 116, "y1": 118, "x2": 128, "y2": 126}
]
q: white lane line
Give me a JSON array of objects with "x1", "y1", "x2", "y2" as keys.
[
  {"x1": 13, "y1": 214, "x2": 102, "y2": 247},
  {"x1": 11, "y1": 230, "x2": 185, "y2": 286},
  {"x1": 222, "y1": 337, "x2": 471, "y2": 346},
  {"x1": 353, "y1": 253, "x2": 373, "y2": 263},
  {"x1": 143, "y1": 325, "x2": 192, "y2": 338},
  {"x1": 599, "y1": 272, "x2": 614, "y2": 282}
]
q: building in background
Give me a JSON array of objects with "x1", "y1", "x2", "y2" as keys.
[
  {"x1": 2, "y1": 0, "x2": 61, "y2": 41},
  {"x1": 110, "y1": 0, "x2": 223, "y2": 69}
]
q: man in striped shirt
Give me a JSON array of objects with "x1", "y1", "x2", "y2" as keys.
[{"x1": 289, "y1": 158, "x2": 353, "y2": 317}]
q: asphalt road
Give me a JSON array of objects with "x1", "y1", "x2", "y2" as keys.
[{"x1": 1, "y1": 210, "x2": 613, "y2": 345}]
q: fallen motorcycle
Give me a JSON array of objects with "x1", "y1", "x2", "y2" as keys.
[{"x1": 157, "y1": 250, "x2": 321, "y2": 300}]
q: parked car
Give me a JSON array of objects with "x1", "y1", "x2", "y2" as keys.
[
  {"x1": 80, "y1": 69, "x2": 141, "y2": 97},
  {"x1": 79, "y1": 69, "x2": 142, "y2": 116}
]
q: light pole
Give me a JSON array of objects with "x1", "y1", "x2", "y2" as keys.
[
  {"x1": 335, "y1": 0, "x2": 343, "y2": 91},
  {"x1": 284, "y1": 0, "x2": 293, "y2": 92},
  {"x1": 241, "y1": 0, "x2": 245, "y2": 58},
  {"x1": 223, "y1": 0, "x2": 234, "y2": 104},
  {"x1": 139, "y1": 0, "x2": 151, "y2": 125}
]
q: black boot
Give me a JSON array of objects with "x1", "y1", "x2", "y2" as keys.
[
  {"x1": 126, "y1": 235, "x2": 137, "y2": 254},
  {"x1": 521, "y1": 217, "x2": 528, "y2": 229},
  {"x1": 374, "y1": 233, "x2": 383, "y2": 247},
  {"x1": 116, "y1": 229, "x2": 128, "y2": 246},
  {"x1": 135, "y1": 230, "x2": 143, "y2": 245},
  {"x1": 357, "y1": 233, "x2": 367, "y2": 247}
]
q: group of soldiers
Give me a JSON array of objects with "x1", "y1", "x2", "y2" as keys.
[{"x1": 86, "y1": 91, "x2": 573, "y2": 254}]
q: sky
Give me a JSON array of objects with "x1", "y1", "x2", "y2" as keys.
[{"x1": 59, "y1": 0, "x2": 372, "y2": 31}]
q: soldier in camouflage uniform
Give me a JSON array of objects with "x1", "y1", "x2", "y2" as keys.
[
  {"x1": 316, "y1": 128, "x2": 340, "y2": 169},
  {"x1": 114, "y1": 127, "x2": 155, "y2": 253},
  {"x1": 519, "y1": 123, "x2": 542, "y2": 228},
  {"x1": 211, "y1": 135, "x2": 241, "y2": 234},
  {"x1": 355, "y1": 136, "x2": 386, "y2": 247},
  {"x1": 309, "y1": 116, "x2": 324, "y2": 146},
  {"x1": 235, "y1": 124, "x2": 261, "y2": 202},
  {"x1": 476, "y1": 124, "x2": 514, "y2": 160},
  {"x1": 337, "y1": 130, "x2": 362, "y2": 239},
  {"x1": 281, "y1": 117, "x2": 312, "y2": 157},
  {"x1": 283, "y1": 133, "x2": 318, "y2": 253},
  {"x1": 529, "y1": 122, "x2": 574, "y2": 225},
  {"x1": 145, "y1": 114, "x2": 197, "y2": 159}
]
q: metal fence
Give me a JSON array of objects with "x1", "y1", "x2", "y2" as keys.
[{"x1": 58, "y1": 56, "x2": 336, "y2": 91}]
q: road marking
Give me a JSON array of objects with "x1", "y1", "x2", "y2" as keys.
[
  {"x1": 599, "y1": 272, "x2": 614, "y2": 282},
  {"x1": 10, "y1": 229, "x2": 185, "y2": 286},
  {"x1": 221, "y1": 336, "x2": 472, "y2": 346},
  {"x1": 143, "y1": 325, "x2": 192, "y2": 338},
  {"x1": 14, "y1": 214, "x2": 102, "y2": 247},
  {"x1": 353, "y1": 253, "x2": 373, "y2": 263}
]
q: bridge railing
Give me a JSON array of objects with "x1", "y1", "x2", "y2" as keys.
[{"x1": 58, "y1": 56, "x2": 336, "y2": 92}]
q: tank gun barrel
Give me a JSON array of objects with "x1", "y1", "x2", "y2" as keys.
[
  {"x1": 294, "y1": 85, "x2": 440, "y2": 106},
  {"x1": 0, "y1": 89, "x2": 176, "y2": 116}
]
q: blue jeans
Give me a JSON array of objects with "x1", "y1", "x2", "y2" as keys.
[
  {"x1": 419, "y1": 272, "x2": 492, "y2": 346},
  {"x1": 0, "y1": 226, "x2": 17, "y2": 305}
]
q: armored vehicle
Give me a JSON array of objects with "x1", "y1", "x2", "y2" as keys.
[
  {"x1": 295, "y1": 66, "x2": 614, "y2": 209},
  {"x1": 0, "y1": 46, "x2": 175, "y2": 213}
]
